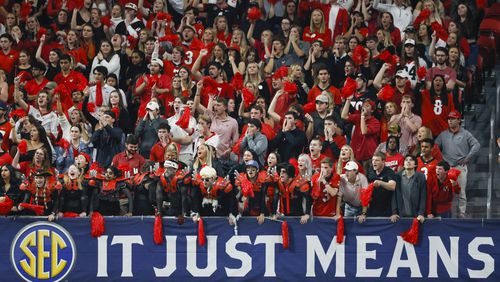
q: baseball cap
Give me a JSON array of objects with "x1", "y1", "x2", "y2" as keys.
[
  {"x1": 404, "y1": 39, "x2": 416, "y2": 46},
  {"x1": 245, "y1": 160, "x2": 259, "y2": 169},
  {"x1": 44, "y1": 81, "x2": 57, "y2": 90},
  {"x1": 146, "y1": 101, "x2": 159, "y2": 111},
  {"x1": 150, "y1": 58, "x2": 164, "y2": 68},
  {"x1": 448, "y1": 110, "x2": 461, "y2": 119},
  {"x1": 315, "y1": 94, "x2": 329, "y2": 103},
  {"x1": 182, "y1": 25, "x2": 196, "y2": 33},
  {"x1": 125, "y1": 3, "x2": 138, "y2": 11},
  {"x1": 395, "y1": 69, "x2": 410, "y2": 79},
  {"x1": 344, "y1": 161, "x2": 359, "y2": 171},
  {"x1": 404, "y1": 26, "x2": 416, "y2": 33},
  {"x1": 356, "y1": 72, "x2": 367, "y2": 82},
  {"x1": 164, "y1": 160, "x2": 179, "y2": 170}
]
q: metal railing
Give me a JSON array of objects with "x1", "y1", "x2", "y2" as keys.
[{"x1": 486, "y1": 70, "x2": 499, "y2": 219}]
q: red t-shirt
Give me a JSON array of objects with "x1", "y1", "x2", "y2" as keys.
[
  {"x1": 385, "y1": 153, "x2": 404, "y2": 172},
  {"x1": 347, "y1": 114, "x2": 380, "y2": 161},
  {"x1": 24, "y1": 78, "x2": 50, "y2": 101},
  {"x1": 311, "y1": 172, "x2": 340, "y2": 216},
  {"x1": 420, "y1": 90, "x2": 455, "y2": 137},
  {"x1": 307, "y1": 85, "x2": 342, "y2": 105},
  {"x1": 310, "y1": 154, "x2": 326, "y2": 173},
  {"x1": 302, "y1": 26, "x2": 333, "y2": 48},
  {"x1": 0, "y1": 49, "x2": 19, "y2": 73}
]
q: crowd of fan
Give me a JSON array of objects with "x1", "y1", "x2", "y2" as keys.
[{"x1": 0, "y1": 0, "x2": 484, "y2": 223}]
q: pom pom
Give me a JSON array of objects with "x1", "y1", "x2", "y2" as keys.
[
  {"x1": 241, "y1": 88, "x2": 256, "y2": 108},
  {"x1": 359, "y1": 27, "x2": 369, "y2": 38},
  {"x1": 336, "y1": 215, "x2": 345, "y2": 244},
  {"x1": 100, "y1": 16, "x2": 111, "y2": 27},
  {"x1": 288, "y1": 158, "x2": 298, "y2": 176},
  {"x1": 341, "y1": 77, "x2": 357, "y2": 99},
  {"x1": 283, "y1": 81, "x2": 298, "y2": 96},
  {"x1": 272, "y1": 66, "x2": 289, "y2": 79},
  {"x1": 198, "y1": 218, "x2": 206, "y2": 246},
  {"x1": 88, "y1": 179, "x2": 96, "y2": 186},
  {"x1": 202, "y1": 76, "x2": 219, "y2": 96},
  {"x1": 401, "y1": 218, "x2": 420, "y2": 245},
  {"x1": 18, "y1": 140, "x2": 28, "y2": 155},
  {"x1": 360, "y1": 182, "x2": 375, "y2": 207},
  {"x1": 54, "y1": 182, "x2": 63, "y2": 190},
  {"x1": 20, "y1": 183, "x2": 28, "y2": 191},
  {"x1": 282, "y1": 220, "x2": 289, "y2": 249},
  {"x1": 55, "y1": 138, "x2": 70, "y2": 150},
  {"x1": 378, "y1": 50, "x2": 392, "y2": 62},
  {"x1": 175, "y1": 107, "x2": 191, "y2": 129},
  {"x1": 156, "y1": 12, "x2": 169, "y2": 21},
  {"x1": 413, "y1": 9, "x2": 431, "y2": 27},
  {"x1": 303, "y1": 102, "x2": 316, "y2": 114},
  {"x1": 9, "y1": 109, "x2": 27, "y2": 119},
  {"x1": 352, "y1": 45, "x2": 368, "y2": 67},
  {"x1": 447, "y1": 168, "x2": 461, "y2": 181},
  {"x1": 417, "y1": 66, "x2": 427, "y2": 80},
  {"x1": 158, "y1": 33, "x2": 180, "y2": 43},
  {"x1": 231, "y1": 72, "x2": 244, "y2": 91},
  {"x1": 19, "y1": 203, "x2": 45, "y2": 215},
  {"x1": 239, "y1": 175, "x2": 255, "y2": 198},
  {"x1": 0, "y1": 196, "x2": 14, "y2": 215},
  {"x1": 111, "y1": 107, "x2": 120, "y2": 120},
  {"x1": 154, "y1": 214, "x2": 164, "y2": 245},
  {"x1": 91, "y1": 211, "x2": 105, "y2": 238},
  {"x1": 87, "y1": 102, "x2": 96, "y2": 113},
  {"x1": 377, "y1": 84, "x2": 395, "y2": 102},
  {"x1": 63, "y1": 212, "x2": 79, "y2": 218},
  {"x1": 21, "y1": 1, "x2": 32, "y2": 19},
  {"x1": 431, "y1": 22, "x2": 448, "y2": 41},
  {"x1": 247, "y1": 7, "x2": 262, "y2": 21}
]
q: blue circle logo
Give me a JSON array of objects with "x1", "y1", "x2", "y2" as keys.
[{"x1": 10, "y1": 222, "x2": 76, "y2": 282}]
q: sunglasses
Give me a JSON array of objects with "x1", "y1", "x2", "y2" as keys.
[{"x1": 201, "y1": 178, "x2": 211, "y2": 182}]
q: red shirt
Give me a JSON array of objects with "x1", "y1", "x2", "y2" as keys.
[
  {"x1": 0, "y1": 49, "x2": 19, "y2": 73},
  {"x1": 311, "y1": 172, "x2": 340, "y2": 216},
  {"x1": 310, "y1": 154, "x2": 326, "y2": 173},
  {"x1": 322, "y1": 135, "x2": 346, "y2": 162},
  {"x1": 0, "y1": 121, "x2": 12, "y2": 152},
  {"x1": 302, "y1": 26, "x2": 333, "y2": 48},
  {"x1": 307, "y1": 84, "x2": 342, "y2": 105},
  {"x1": 347, "y1": 114, "x2": 380, "y2": 161},
  {"x1": 428, "y1": 176, "x2": 460, "y2": 215},
  {"x1": 420, "y1": 90, "x2": 455, "y2": 137},
  {"x1": 112, "y1": 152, "x2": 146, "y2": 173},
  {"x1": 24, "y1": 78, "x2": 50, "y2": 101},
  {"x1": 385, "y1": 153, "x2": 404, "y2": 172}
]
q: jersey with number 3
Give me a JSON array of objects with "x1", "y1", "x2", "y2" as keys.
[{"x1": 421, "y1": 90, "x2": 455, "y2": 136}]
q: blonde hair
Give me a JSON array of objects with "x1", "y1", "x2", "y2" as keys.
[
  {"x1": 288, "y1": 64, "x2": 304, "y2": 83},
  {"x1": 298, "y1": 154, "x2": 313, "y2": 180},
  {"x1": 193, "y1": 144, "x2": 216, "y2": 172},
  {"x1": 310, "y1": 9, "x2": 326, "y2": 34},
  {"x1": 336, "y1": 145, "x2": 356, "y2": 174},
  {"x1": 232, "y1": 29, "x2": 249, "y2": 59}
]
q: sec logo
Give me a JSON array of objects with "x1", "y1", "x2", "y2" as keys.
[{"x1": 10, "y1": 222, "x2": 76, "y2": 282}]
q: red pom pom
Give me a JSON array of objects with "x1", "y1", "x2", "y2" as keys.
[
  {"x1": 336, "y1": 215, "x2": 345, "y2": 244},
  {"x1": 359, "y1": 27, "x2": 369, "y2": 38},
  {"x1": 401, "y1": 218, "x2": 420, "y2": 245},
  {"x1": 282, "y1": 220, "x2": 289, "y2": 249},
  {"x1": 242, "y1": 88, "x2": 256, "y2": 108},
  {"x1": 111, "y1": 107, "x2": 120, "y2": 120},
  {"x1": 20, "y1": 183, "x2": 28, "y2": 191},
  {"x1": 447, "y1": 168, "x2": 461, "y2": 181},
  {"x1": 100, "y1": 16, "x2": 111, "y2": 27},
  {"x1": 175, "y1": 107, "x2": 191, "y2": 129},
  {"x1": 272, "y1": 66, "x2": 289, "y2": 79},
  {"x1": 283, "y1": 81, "x2": 298, "y2": 96},
  {"x1": 63, "y1": 212, "x2": 79, "y2": 218},
  {"x1": 247, "y1": 7, "x2": 262, "y2": 21},
  {"x1": 417, "y1": 66, "x2": 427, "y2": 80},
  {"x1": 154, "y1": 214, "x2": 164, "y2": 245},
  {"x1": 303, "y1": 102, "x2": 316, "y2": 114},
  {"x1": 288, "y1": 158, "x2": 299, "y2": 176},
  {"x1": 87, "y1": 102, "x2": 96, "y2": 113},
  {"x1": 18, "y1": 140, "x2": 28, "y2": 155},
  {"x1": 352, "y1": 45, "x2": 368, "y2": 67},
  {"x1": 431, "y1": 22, "x2": 448, "y2": 41},
  {"x1": 158, "y1": 33, "x2": 180, "y2": 43},
  {"x1": 0, "y1": 196, "x2": 14, "y2": 215},
  {"x1": 198, "y1": 218, "x2": 206, "y2": 246},
  {"x1": 19, "y1": 203, "x2": 45, "y2": 215},
  {"x1": 91, "y1": 211, "x2": 105, "y2": 238},
  {"x1": 55, "y1": 182, "x2": 63, "y2": 190},
  {"x1": 231, "y1": 72, "x2": 244, "y2": 91},
  {"x1": 9, "y1": 109, "x2": 27, "y2": 119},
  {"x1": 413, "y1": 9, "x2": 431, "y2": 27},
  {"x1": 360, "y1": 182, "x2": 375, "y2": 207},
  {"x1": 240, "y1": 176, "x2": 255, "y2": 198},
  {"x1": 377, "y1": 84, "x2": 395, "y2": 102},
  {"x1": 378, "y1": 50, "x2": 392, "y2": 62},
  {"x1": 341, "y1": 77, "x2": 357, "y2": 99},
  {"x1": 88, "y1": 179, "x2": 96, "y2": 186},
  {"x1": 202, "y1": 76, "x2": 219, "y2": 96},
  {"x1": 20, "y1": 2, "x2": 32, "y2": 19}
]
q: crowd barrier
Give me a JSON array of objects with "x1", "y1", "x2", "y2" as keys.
[{"x1": 1, "y1": 217, "x2": 499, "y2": 281}]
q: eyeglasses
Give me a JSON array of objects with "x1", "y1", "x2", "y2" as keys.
[{"x1": 315, "y1": 101, "x2": 326, "y2": 104}]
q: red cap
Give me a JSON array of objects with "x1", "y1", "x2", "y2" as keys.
[
  {"x1": 363, "y1": 99, "x2": 376, "y2": 109},
  {"x1": 78, "y1": 152, "x2": 91, "y2": 163},
  {"x1": 448, "y1": 110, "x2": 461, "y2": 119}
]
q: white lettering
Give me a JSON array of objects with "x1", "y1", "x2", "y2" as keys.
[
  {"x1": 305, "y1": 235, "x2": 346, "y2": 277},
  {"x1": 356, "y1": 236, "x2": 383, "y2": 277},
  {"x1": 224, "y1": 236, "x2": 252, "y2": 277},
  {"x1": 186, "y1": 235, "x2": 217, "y2": 277},
  {"x1": 153, "y1": 236, "x2": 178, "y2": 277},
  {"x1": 428, "y1": 236, "x2": 459, "y2": 278},
  {"x1": 97, "y1": 236, "x2": 108, "y2": 277},
  {"x1": 254, "y1": 235, "x2": 282, "y2": 277},
  {"x1": 110, "y1": 235, "x2": 144, "y2": 277},
  {"x1": 387, "y1": 236, "x2": 422, "y2": 278},
  {"x1": 467, "y1": 237, "x2": 495, "y2": 278}
]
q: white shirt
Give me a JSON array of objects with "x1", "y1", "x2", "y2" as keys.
[{"x1": 373, "y1": 0, "x2": 413, "y2": 38}]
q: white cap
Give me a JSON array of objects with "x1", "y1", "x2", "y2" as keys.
[
  {"x1": 164, "y1": 160, "x2": 179, "y2": 170},
  {"x1": 150, "y1": 58, "x2": 164, "y2": 68},
  {"x1": 395, "y1": 69, "x2": 410, "y2": 79},
  {"x1": 200, "y1": 166, "x2": 217, "y2": 178},
  {"x1": 146, "y1": 101, "x2": 159, "y2": 111},
  {"x1": 124, "y1": 3, "x2": 138, "y2": 11},
  {"x1": 404, "y1": 39, "x2": 416, "y2": 46},
  {"x1": 344, "y1": 161, "x2": 359, "y2": 171}
]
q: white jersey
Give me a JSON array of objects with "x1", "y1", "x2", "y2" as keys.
[{"x1": 403, "y1": 57, "x2": 427, "y2": 88}]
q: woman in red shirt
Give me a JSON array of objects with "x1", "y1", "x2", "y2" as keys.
[
  {"x1": 302, "y1": 9, "x2": 332, "y2": 49},
  {"x1": 420, "y1": 74, "x2": 455, "y2": 137}
]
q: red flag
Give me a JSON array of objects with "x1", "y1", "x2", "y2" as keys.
[
  {"x1": 154, "y1": 214, "x2": 164, "y2": 245},
  {"x1": 377, "y1": 84, "x2": 395, "y2": 102},
  {"x1": 18, "y1": 140, "x2": 28, "y2": 154},
  {"x1": 360, "y1": 182, "x2": 375, "y2": 207},
  {"x1": 175, "y1": 107, "x2": 191, "y2": 129},
  {"x1": 247, "y1": 7, "x2": 262, "y2": 21},
  {"x1": 282, "y1": 220, "x2": 289, "y2": 249},
  {"x1": 341, "y1": 77, "x2": 357, "y2": 99},
  {"x1": 91, "y1": 211, "x2": 105, "y2": 238},
  {"x1": 95, "y1": 81, "x2": 103, "y2": 107},
  {"x1": 417, "y1": 66, "x2": 427, "y2": 80},
  {"x1": 401, "y1": 218, "x2": 420, "y2": 245},
  {"x1": 198, "y1": 218, "x2": 206, "y2": 246},
  {"x1": 0, "y1": 196, "x2": 14, "y2": 215},
  {"x1": 336, "y1": 215, "x2": 345, "y2": 244},
  {"x1": 19, "y1": 203, "x2": 45, "y2": 215},
  {"x1": 447, "y1": 168, "x2": 461, "y2": 181}
]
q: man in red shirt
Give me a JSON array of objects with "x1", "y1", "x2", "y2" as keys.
[
  {"x1": 311, "y1": 158, "x2": 340, "y2": 217},
  {"x1": 309, "y1": 138, "x2": 326, "y2": 173},
  {"x1": 24, "y1": 62, "x2": 49, "y2": 103},
  {"x1": 341, "y1": 98, "x2": 380, "y2": 170},
  {"x1": 0, "y1": 102, "x2": 12, "y2": 153},
  {"x1": 112, "y1": 135, "x2": 146, "y2": 177},
  {"x1": 417, "y1": 138, "x2": 439, "y2": 179},
  {"x1": 385, "y1": 136, "x2": 404, "y2": 172},
  {"x1": 53, "y1": 54, "x2": 88, "y2": 97},
  {"x1": 149, "y1": 123, "x2": 175, "y2": 165},
  {"x1": 197, "y1": 61, "x2": 234, "y2": 107},
  {"x1": 0, "y1": 34, "x2": 19, "y2": 76},
  {"x1": 427, "y1": 161, "x2": 460, "y2": 218},
  {"x1": 307, "y1": 65, "x2": 341, "y2": 106},
  {"x1": 322, "y1": 116, "x2": 346, "y2": 162}
]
